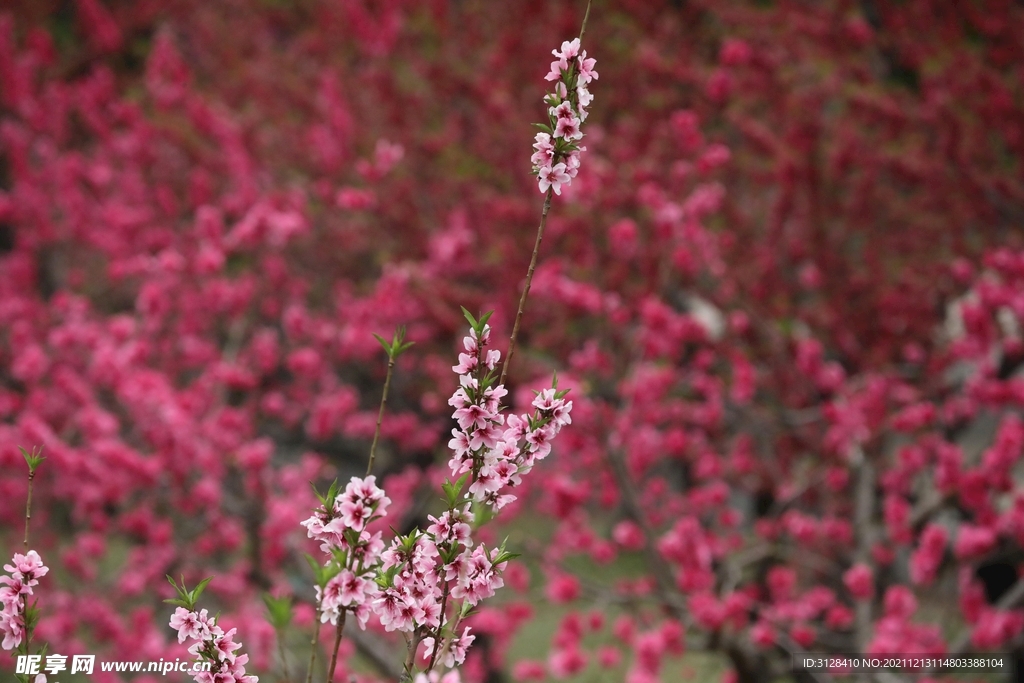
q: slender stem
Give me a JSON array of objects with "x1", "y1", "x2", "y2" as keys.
[
  {"x1": 853, "y1": 446, "x2": 875, "y2": 651},
  {"x1": 400, "y1": 631, "x2": 422, "y2": 682},
  {"x1": 425, "y1": 584, "x2": 451, "y2": 672},
  {"x1": 500, "y1": 190, "x2": 553, "y2": 387},
  {"x1": 367, "y1": 356, "x2": 395, "y2": 476},
  {"x1": 305, "y1": 610, "x2": 322, "y2": 683},
  {"x1": 278, "y1": 631, "x2": 291, "y2": 683},
  {"x1": 578, "y1": 0, "x2": 593, "y2": 42},
  {"x1": 326, "y1": 611, "x2": 347, "y2": 683},
  {"x1": 499, "y1": 0, "x2": 592, "y2": 388},
  {"x1": 23, "y1": 470, "x2": 34, "y2": 549}
]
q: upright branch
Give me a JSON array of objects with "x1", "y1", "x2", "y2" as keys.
[
  {"x1": 166, "y1": 577, "x2": 258, "y2": 683},
  {"x1": 501, "y1": 3, "x2": 598, "y2": 387},
  {"x1": 3, "y1": 448, "x2": 48, "y2": 670},
  {"x1": 305, "y1": 610, "x2": 322, "y2": 683},
  {"x1": 400, "y1": 631, "x2": 422, "y2": 683},
  {"x1": 289, "y1": 9, "x2": 593, "y2": 683},
  {"x1": 20, "y1": 446, "x2": 44, "y2": 550},
  {"x1": 326, "y1": 610, "x2": 347, "y2": 683},
  {"x1": 368, "y1": 327, "x2": 414, "y2": 476},
  {"x1": 579, "y1": 0, "x2": 592, "y2": 42},
  {"x1": 852, "y1": 446, "x2": 875, "y2": 651},
  {"x1": 262, "y1": 594, "x2": 294, "y2": 683},
  {"x1": 500, "y1": 191, "x2": 552, "y2": 387}
]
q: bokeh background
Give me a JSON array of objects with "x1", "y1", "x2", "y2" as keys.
[{"x1": 1, "y1": 0, "x2": 1024, "y2": 681}]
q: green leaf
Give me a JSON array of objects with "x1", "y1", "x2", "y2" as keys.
[
  {"x1": 391, "y1": 326, "x2": 406, "y2": 350},
  {"x1": 262, "y1": 594, "x2": 293, "y2": 630},
  {"x1": 441, "y1": 480, "x2": 457, "y2": 508},
  {"x1": 493, "y1": 551, "x2": 520, "y2": 565},
  {"x1": 461, "y1": 306, "x2": 479, "y2": 330},
  {"x1": 19, "y1": 446, "x2": 45, "y2": 474},
  {"x1": 453, "y1": 473, "x2": 470, "y2": 498},
  {"x1": 330, "y1": 547, "x2": 349, "y2": 569},
  {"x1": 326, "y1": 479, "x2": 340, "y2": 508},
  {"x1": 473, "y1": 501, "x2": 495, "y2": 527},
  {"x1": 191, "y1": 576, "x2": 214, "y2": 603}
]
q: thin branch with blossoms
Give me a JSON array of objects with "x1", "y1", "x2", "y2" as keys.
[
  {"x1": 167, "y1": 578, "x2": 258, "y2": 683},
  {"x1": 293, "y1": 8, "x2": 594, "y2": 683},
  {"x1": 301, "y1": 329, "x2": 413, "y2": 683},
  {"x1": 501, "y1": 0, "x2": 597, "y2": 388},
  {"x1": 299, "y1": 311, "x2": 573, "y2": 682},
  {"x1": 4, "y1": 448, "x2": 49, "y2": 683}
]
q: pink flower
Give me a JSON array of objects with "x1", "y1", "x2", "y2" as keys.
[
  {"x1": 0, "y1": 610, "x2": 23, "y2": 650},
  {"x1": 790, "y1": 623, "x2": 816, "y2": 648},
  {"x1": 750, "y1": 621, "x2": 775, "y2": 647},
  {"x1": 423, "y1": 626, "x2": 475, "y2": 668},
  {"x1": 170, "y1": 607, "x2": 207, "y2": 644},
  {"x1": 4, "y1": 551, "x2": 48, "y2": 585},
  {"x1": 451, "y1": 352, "x2": 476, "y2": 374},
  {"x1": 544, "y1": 59, "x2": 566, "y2": 82},
  {"x1": 537, "y1": 163, "x2": 570, "y2": 195},
  {"x1": 512, "y1": 661, "x2": 547, "y2": 681},
  {"x1": 954, "y1": 524, "x2": 997, "y2": 560},
  {"x1": 554, "y1": 38, "x2": 581, "y2": 61},
  {"x1": 909, "y1": 524, "x2": 947, "y2": 585},
  {"x1": 532, "y1": 133, "x2": 555, "y2": 167},
  {"x1": 213, "y1": 628, "x2": 243, "y2": 663},
  {"x1": 525, "y1": 424, "x2": 555, "y2": 458},
  {"x1": 843, "y1": 564, "x2": 874, "y2": 600},
  {"x1": 338, "y1": 499, "x2": 371, "y2": 531},
  {"x1": 554, "y1": 115, "x2": 582, "y2": 141},
  {"x1": 971, "y1": 608, "x2": 1024, "y2": 649},
  {"x1": 577, "y1": 50, "x2": 598, "y2": 83},
  {"x1": 882, "y1": 586, "x2": 918, "y2": 620},
  {"x1": 549, "y1": 646, "x2": 587, "y2": 679},
  {"x1": 546, "y1": 573, "x2": 581, "y2": 603}
]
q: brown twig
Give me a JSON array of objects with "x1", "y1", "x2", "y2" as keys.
[
  {"x1": 305, "y1": 610, "x2": 322, "y2": 683},
  {"x1": 399, "y1": 631, "x2": 422, "y2": 683},
  {"x1": 24, "y1": 468, "x2": 35, "y2": 550},
  {"x1": 366, "y1": 353, "x2": 396, "y2": 476},
  {"x1": 425, "y1": 585, "x2": 451, "y2": 673},
  {"x1": 500, "y1": 190, "x2": 552, "y2": 387},
  {"x1": 326, "y1": 611, "x2": 347, "y2": 683},
  {"x1": 852, "y1": 446, "x2": 875, "y2": 651},
  {"x1": 579, "y1": 0, "x2": 593, "y2": 42},
  {"x1": 277, "y1": 631, "x2": 291, "y2": 683}
]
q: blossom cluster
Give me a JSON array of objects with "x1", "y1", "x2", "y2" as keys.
[
  {"x1": 532, "y1": 38, "x2": 598, "y2": 195},
  {"x1": 0, "y1": 551, "x2": 48, "y2": 651},
  {"x1": 168, "y1": 607, "x2": 257, "y2": 683},
  {"x1": 295, "y1": 320, "x2": 571, "y2": 675},
  {"x1": 300, "y1": 475, "x2": 390, "y2": 629},
  {"x1": 448, "y1": 324, "x2": 572, "y2": 510}
]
